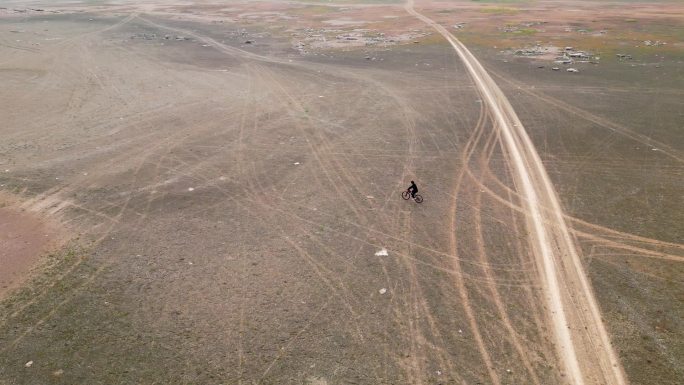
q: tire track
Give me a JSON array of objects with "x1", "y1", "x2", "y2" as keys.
[{"x1": 404, "y1": 1, "x2": 627, "y2": 383}]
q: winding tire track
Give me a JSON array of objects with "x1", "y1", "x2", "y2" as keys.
[{"x1": 404, "y1": 1, "x2": 627, "y2": 384}]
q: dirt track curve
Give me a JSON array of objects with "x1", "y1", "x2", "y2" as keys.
[{"x1": 404, "y1": 1, "x2": 627, "y2": 384}]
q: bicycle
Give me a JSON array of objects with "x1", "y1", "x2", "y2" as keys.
[{"x1": 402, "y1": 189, "x2": 423, "y2": 203}]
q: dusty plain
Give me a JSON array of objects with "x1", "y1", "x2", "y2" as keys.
[{"x1": 0, "y1": 0, "x2": 682, "y2": 384}]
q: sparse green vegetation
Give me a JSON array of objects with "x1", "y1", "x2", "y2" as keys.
[
  {"x1": 480, "y1": 6, "x2": 519, "y2": 14},
  {"x1": 514, "y1": 28, "x2": 537, "y2": 35}
]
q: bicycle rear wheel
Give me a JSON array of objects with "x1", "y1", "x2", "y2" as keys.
[
  {"x1": 401, "y1": 190, "x2": 410, "y2": 200},
  {"x1": 414, "y1": 194, "x2": 423, "y2": 203}
]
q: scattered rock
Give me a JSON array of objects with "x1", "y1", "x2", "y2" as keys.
[
  {"x1": 375, "y1": 248, "x2": 388, "y2": 256},
  {"x1": 644, "y1": 40, "x2": 666, "y2": 47},
  {"x1": 25, "y1": 361, "x2": 33, "y2": 368},
  {"x1": 379, "y1": 288, "x2": 387, "y2": 294},
  {"x1": 566, "y1": 68, "x2": 579, "y2": 73}
]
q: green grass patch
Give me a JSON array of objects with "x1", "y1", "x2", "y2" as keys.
[
  {"x1": 513, "y1": 28, "x2": 537, "y2": 35},
  {"x1": 480, "y1": 7, "x2": 519, "y2": 14}
]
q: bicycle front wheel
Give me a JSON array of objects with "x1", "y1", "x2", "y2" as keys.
[
  {"x1": 401, "y1": 191, "x2": 410, "y2": 200},
  {"x1": 414, "y1": 194, "x2": 423, "y2": 203}
]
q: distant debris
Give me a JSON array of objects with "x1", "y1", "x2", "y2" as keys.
[
  {"x1": 453, "y1": 23, "x2": 466, "y2": 30},
  {"x1": 568, "y1": 51, "x2": 590, "y2": 59},
  {"x1": 514, "y1": 48, "x2": 546, "y2": 56},
  {"x1": 566, "y1": 68, "x2": 579, "y2": 73},
  {"x1": 644, "y1": 40, "x2": 666, "y2": 47},
  {"x1": 555, "y1": 58, "x2": 573, "y2": 64},
  {"x1": 616, "y1": 53, "x2": 633, "y2": 60},
  {"x1": 131, "y1": 33, "x2": 158, "y2": 40},
  {"x1": 244, "y1": 40, "x2": 253, "y2": 44},
  {"x1": 552, "y1": 67, "x2": 560, "y2": 71}
]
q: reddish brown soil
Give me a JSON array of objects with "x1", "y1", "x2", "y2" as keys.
[{"x1": 0, "y1": 205, "x2": 63, "y2": 298}]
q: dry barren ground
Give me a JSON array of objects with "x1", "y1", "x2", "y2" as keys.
[{"x1": 0, "y1": 0, "x2": 682, "y2": 384}]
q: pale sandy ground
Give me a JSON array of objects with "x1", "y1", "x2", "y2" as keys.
[{"x1": 0, "y1": 1, "x2": 682, "y2": 384}]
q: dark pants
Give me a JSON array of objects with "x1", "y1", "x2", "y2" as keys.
[{"x1": 411, "y1": 189, "x2": 417, "y2": 198}]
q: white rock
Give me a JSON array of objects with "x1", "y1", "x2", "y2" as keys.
[
  {"x1": 379, "y1": 288, "x2": 387, "y2": 294},
  {"x1": 374, "y1": 248, "x2": 388, "y2": 256},
  {"x1": 25, "y1": 361, "x2": 33, "y2": 368},
  {"x1": 188, "y1": 187, "x2": 194, "y2": 191}
]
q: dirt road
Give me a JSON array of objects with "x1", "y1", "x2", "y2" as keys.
[{"x1": 405, "y1": 1, "x2": 626, "y2": 384}]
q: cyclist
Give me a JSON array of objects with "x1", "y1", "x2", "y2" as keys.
[{"x1": 407, "y1": 181, "x2": 418, "y2": 199}]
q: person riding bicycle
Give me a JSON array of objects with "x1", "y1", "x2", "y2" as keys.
[{"x1": 407, "y1": 181, "x2": 418, "y2": 199}]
